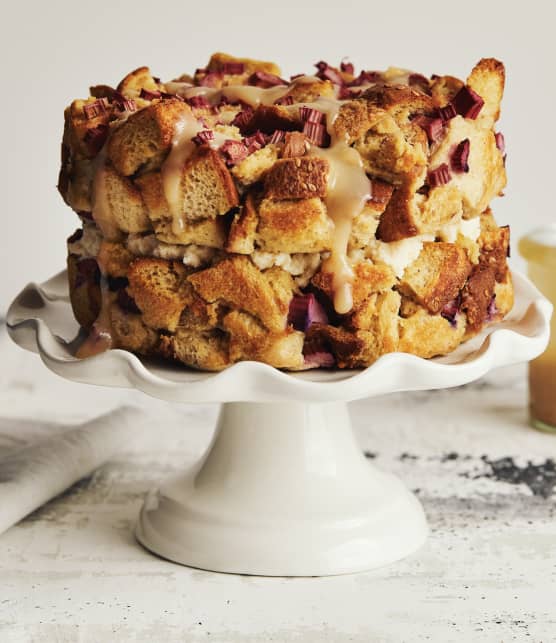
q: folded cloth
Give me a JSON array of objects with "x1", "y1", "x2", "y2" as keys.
[{"x1": 0, "y1": 406, "x2": 143, "y2": 536}]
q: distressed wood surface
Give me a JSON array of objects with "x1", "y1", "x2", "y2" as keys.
[{"x1": 0, "y1": 327, "x2": 555, "y2": 642}]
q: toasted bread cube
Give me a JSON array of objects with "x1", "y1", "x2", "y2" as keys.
[
  {"x1": 127, "y1": 258, "x2": 191, "y2": 331},
  {"x1": 461, "y1": 265, "x2": 496, "y2": 332},
  {"x1": 206, "y1": 52, "x2": 282, "y2": 78},
  {"x1": 231, "y1": 144, "x2": 279, "y2": 185},
  {"x1": 154, "y1": 217, "x2": 227, "y2": 248},
  {"x1": 179, "y1": 146, "x2": 239, "y2": 220},
  {"x1": 117, "y1": 66, "x2": 160, "y2": 98},
  {"x1": 63, "y1": 99, "x2": 111, "y2": 160},
  {"x1": 109, "y1": 304, "x2": 158, "y2": 354},
  {"x1": 312, "y1": 260, "x2": 396, "y2": 313},
  {"x1": 479, "y1": 210, "x2": 510, "y2": 281},
  {"x1": 263, "y1": 266, "x2": 296, "y2": 312},
  {"x1": 353, "y1": 115, "x2": 428, "y2": 187},
  {"x1": 135, "y1": 149, "x2": 238, "y2": 223},
  {"x1": 264, "y1": 157, "x2": 329, "y2": 200},
  {"x1": 134, "y1": 170, "x2": 168, "y2": 222},
  {"x1": 135, "y1": 165, "x2": 233, "y2": 247},
  {"x1": 400, "y1": 242, "x2": 472, "y2": 314},
  {"x1": 102, "y1": 166, "x2": 151, "y2": 235},
  {"x1": 226, "y1": 195, "x2": 258, "y2": 254},
  {"x1": 305, "y1": 320, "x2": 398, "y2": 369},
  {"x1": 399, "y1": 306, "x2": 466, "y2": 357},
  {"x1": 430, "y1": 75, "x2": 464, "y2": 108},
  {"x1": 347, "y1": 288, "x2": 401, "y2": 343},
  {"x1": 96, "y1": 240, "x2": 134, "y2": 277},
  {"x1": 283, "y1": 79, "x2": 336, "y2": 103},
  {"x1": 335, "y1": 85, "x2": 433, "y2": 142},
  {"x1": 377, "y1": 180, "x2": 465, "y2": 242},
  {"x1": 257, "y1": 197, "x2": 333, "y2": 253},
  {"x1": 222, "y1": 310, "x2": 304, "y2": 368},
  {"x1": 107, "y1": 99, "x2": 190, "y2": 176},
  {"x1": 160, "y1": 327, "x2": 230, "y2": 371},
  {"x1": 187, "y1": 256, "x2": 291, "y2": 332},
  {"x1": 350, "y1": 180, "x2": 394, "y2": 248},
  {"x1": 466, "y1": 58, "x2": 505, "y2": 128},
  {"x1": 427, "y1": 115, "x2": 506, "y2": 218}
]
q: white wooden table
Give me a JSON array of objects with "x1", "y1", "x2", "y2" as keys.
[{"x1": 0, "y1": 324, "x2": 555, "y2": 642}]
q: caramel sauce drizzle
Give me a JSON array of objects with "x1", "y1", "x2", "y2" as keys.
[
  {"x1": 161, "y1": 108, "x2": 204, "y2": 235},
  {"x1": 307, "y1": 98, "x2": 371, "y2": 314}
]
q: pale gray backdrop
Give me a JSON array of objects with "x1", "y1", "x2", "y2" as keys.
[{"x1": 2, "y1": 0, "x2": 554, "y2": 312}]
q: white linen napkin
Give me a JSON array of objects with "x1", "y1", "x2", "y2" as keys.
[{"x1": 0, "y1": 406, "x2": 144, "y2": 535}]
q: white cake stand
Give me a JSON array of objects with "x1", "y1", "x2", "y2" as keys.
[{"x1": 6, "y1": 270, "x2": 551, "y2": 576}]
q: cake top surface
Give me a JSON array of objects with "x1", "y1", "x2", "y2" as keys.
[{"x1": 60, "y1": 52, "x2": 507, "y2": 323}]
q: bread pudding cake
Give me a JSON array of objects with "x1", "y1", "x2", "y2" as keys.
[{"x1": 58, "y1": 53, "x2": 512, "y2": 370}]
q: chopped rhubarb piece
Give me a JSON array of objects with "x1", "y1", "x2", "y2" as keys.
[
  {"x1": 349, "y1": 70, "x2": 381, "y2": 86},
  {"x1": 288, "y1": 294, "x2": 328, "y2": 331},
  {"x1": 198, "y1": 72, "x2": 223, "y2": 88},
  {"x1": 438, "y1": 103, "x2": 457, "y2": 122},
  {"x1": 192, "y1": 130, "x2": 215, "y2": 146},
  {"x1": 268, "y1": 129, "x2": 286, "y2": 144},
  {"x1": 274, "y1": 95, "x2": 294, "y2": 106},
  {"x1": 67, "y1": 229, "x2": 83, "y2": 244},
  {"x1": 248, "y1": 71, "x2": 287, "y2": 87},
  {"x1": 414, "y1": 115, "x2": 444, "y2": 143},
  {"x1": 83, "y1": 99, "x2": 108, "y2": 120},
  {"x1": 302, "y1": 121, "x2": 329, "y2": 147},
  {"x1": 451, "y1": 139, "x2": 470, "y2": 173},
  {"x1": 495, "y1": 132, "x2": 505, "y2": 154},
  {"x1": 299, "y1": 106, "x2": 325, "y2": 124},
  {"x1": 340, "y1": 60, "x2": 354, "y2": 75},
  {"x1": 83, "y1": 124, "x2": 109, "y2": 154},
  {"x1": 231, "y1": 107, "x2": 254, "y2": 132},
  {"x1": 303, "y1": 351, "x2": 336, "y2": 369},
  {"x1": 221, "y1": 62, "x2": 245, "y2": 75},
  {"x1": 220, "y1": 139, "x2": 249, "y2": 166},
  {"x1": 187, "y1": 95, "x2": 211, "y2": 109},
  {"x1": 113, "y1": 95, "x2": 137, "y2": 112},
  {"x1": 441, "y1": 297, "x2": 460, "y2": 328},
  {"x1": 451, "y1": 85, "x2": 484, "y2": 119},
  {"x1": 427, "y1": 163, "x2": 452, "y2": 187},
  {"x1": 139, "y1": 88, "x2": 162, "y2": 100},
  {"x1": 314, "y1": 61, "x2": 344, "y2": 86},
  {"x1": 243, "y1": 130, "x2": 267, "y2": 153}
]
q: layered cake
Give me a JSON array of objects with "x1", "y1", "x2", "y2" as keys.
[{"x1": 59, "y1": 53, "x2": 512, "y2": 370}]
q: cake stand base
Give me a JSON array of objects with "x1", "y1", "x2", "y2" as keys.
[{"x1": 135, "y1": 401, "x2": 428, "y2": 576}]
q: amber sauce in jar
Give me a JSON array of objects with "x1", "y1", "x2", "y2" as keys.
[{"x1": 519, "y1": 226, "x2": 556, "y2": 432}]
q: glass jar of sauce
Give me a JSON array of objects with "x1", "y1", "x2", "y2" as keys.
[{"x1": 519, "y1": 226, "x2": 556, "y2": 433}]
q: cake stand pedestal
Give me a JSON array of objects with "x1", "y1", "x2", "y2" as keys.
[{"x1": 7, "y1": 270, "x2": 551, "y2": 576}]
